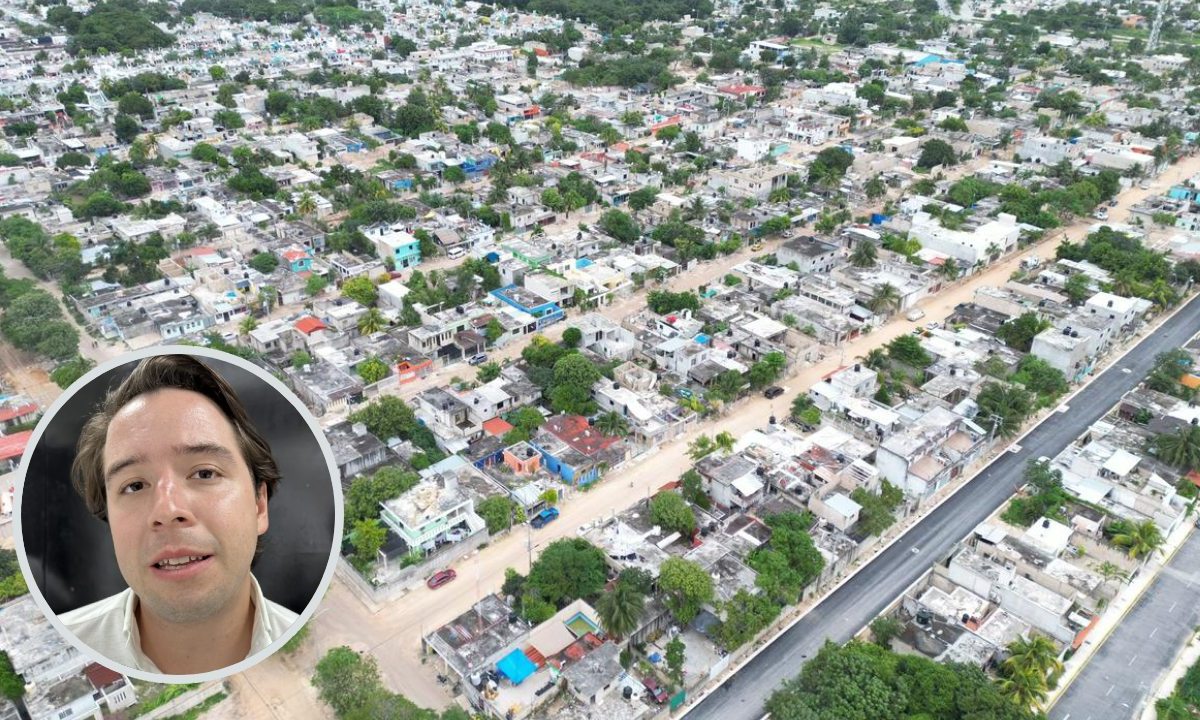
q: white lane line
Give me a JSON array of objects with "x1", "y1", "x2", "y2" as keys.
[{"x1": 1128, "y1": 654, "x2": 1138, "y2": 666}]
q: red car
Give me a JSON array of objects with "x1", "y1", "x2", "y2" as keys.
[
  {"x1": 642, "y1": 676, "x2": 668, "y2": 704},
  {"x1": 427, "y1": 569, "x2": 457, "y2": 589}
]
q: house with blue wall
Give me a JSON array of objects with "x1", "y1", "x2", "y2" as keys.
[
  {"x1": 1167, "y1": 186, "x2": 1200, "y2": 202},
  {"x1": 363, "y1": 222, "x2": 421, "y2": 270},
  {"x1": 281, "y1": 246, "x2": 313, "y2": 273},
  {"x1": 528, "y1": 415, "x2": 628, "y2": 487},
  {"x1": 490, "y1": 285, "x2": 564, "y2": 329}
]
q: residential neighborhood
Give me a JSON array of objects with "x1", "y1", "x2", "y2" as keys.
[{"x1": 0, "y1": 0, "x2": 1199, "y2": 718}]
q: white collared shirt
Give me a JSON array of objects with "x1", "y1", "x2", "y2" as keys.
[{"x1": 59, "y1": 574, "x2": 299, "y2": 673}]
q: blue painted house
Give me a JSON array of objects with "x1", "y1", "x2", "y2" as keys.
[
  {"x1": 364, "y1": 223, "x2": 421, "y2": 270},
  {"x1": 528, "y1": 415, "x2": 626, "y2": 487},
  {"x1": 490, "y1": 285, "x2": 564, "y2": 329}
]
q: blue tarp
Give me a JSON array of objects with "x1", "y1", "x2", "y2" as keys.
[{"x1": 496, "y1": 649, "x2": 537, "y2": 685}]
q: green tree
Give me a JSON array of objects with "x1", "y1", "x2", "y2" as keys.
[
  {"x1": 595, "y1": 411, "x2": 630, "y2": 437},
  {"x1": 357, "y1": 308, "x2": 387, "y2": 335},
  {"x1": 476, "y1": 496, "x2": 524, "y2": 534},
  {"x1": 666, "y1": 635, "x2": 686, "y2": 685},
  {"x1": 996, "y1": 312, "x2": 1050, "y2": 352},
  {"x1": 0, "y1": 651, "x2": 23, "y2": 700},
  {"x1": 484, "y1": 317, "x2": 505, "y2": 345},
  {"x1": 342, "y1": 275, "x2": 378, "y2": 306},
  {"x1": 356, "y1": 356, "x2": 389, "y2": 384},
  {"x1": 688, "y1": 434, "x2": 716, "y2": 460},
  {"x1": 916, "y1": 138, "x2": 957, "y2": 169},
  {"x1": 680, "y1": 468, "x2": 710, "y2": 510},
  {"x1": 869, "y1": 616, "x2": 903, "y2": 648},
  {"x1": 849, "y1": 240, "x2": 877, "y2": 268},
  {"x1": 650, "y1": 492, "x2": 697, "y2": 535},
  {"x1": 117, "y1": 91, "x2": 154, "y2": 119},
  {"x1": 714, "y1": 430, "x2": 736, "y2": 455},
  {"x1": 525, "y1": 538, "x2": 608, "y2": 608},
  {"x1": 351, "y1": 518, "x2": 386, "y2": 570},
  {"x1": 714, "y1": 589, "x2": 781, "y2": 650},
  {"x1": 595, "y1": 578, "x2": 645, "y2": 640},
  {"x1": 548, "y1": 354, "x2": 601, "y2": 415},
  {"x1": 598, "y1": 209, "x2": 640, "y2": 243},
  {"x1": 1155, "y1": 424, "x2": 1200, "y2": 471},
  {"x1": 1064, "y1": 273, "x2": 1092, "y2": 306},
  {"x1": 50, "y1": 355, "x2": 94, "y2": 389},
  {"x1": 477, "y1": 361, "x2": 502, "y2": 383},
  {"x1": 306, "y1": 274, "x2": 329, "y2": 297},
  {"x1": 114, "y1": 113, "x2": 141, "y2": 144},
  {"x1": 867, "y1": 283, "x2": 901, "y2": 315},
  {"x1": 1111, "y1": 519, "x2": 1164, "y2": 560},
  {"x1": 443, "y1": 165, "x2": 466, "y2": 185},
  {"x1": 249, "y1": 252, "x2": 278, "y2": 274},
  {"x1": 312, "y1": 646, "x2": 383, "y2": 717},
  {"x1": 561, "y1": 326, "x2": 582, "y2": 348},
  {"x1": 658, "y1": 557, "x2": 714, "y2": 624},
  {"x1": 977, "y1": 382, "x2": 1034, "y2": 439},
  {"x1": 345, "y1": 466, "x2": 420, "y2": 525},
  {"x1": 886, "y1": 334, "x2": 933, "y2": 368}
]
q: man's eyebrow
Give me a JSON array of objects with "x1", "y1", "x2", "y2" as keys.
[
  {"x1": 104, "y1": 454, "x2": 147, "y2": 485},
  {"x1": 104, "y1": 444, "x2": 238, "y2": 485}
]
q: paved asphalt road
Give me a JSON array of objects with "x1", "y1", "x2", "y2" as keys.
[
  {"x1": 687, "y1": 293, "x2": 1200, "y2": 720},
  {"x1": 1049, "y1": 529, "x2": 1200, "y2": 720}
]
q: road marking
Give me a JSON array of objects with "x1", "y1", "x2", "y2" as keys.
[
  {"x1": 1008, "y1": 444, "x2": 1022, "y2": 453},
  {"x1": 1056, "y1": 404, "x2": 1070, "y2": 413},
  {"x1": 1149, "y1": 627, "x2": 1158, "y2": 639},
  {"x1": 1169, "y1": 601, "x2": 1178, "y2": 613},
  {"x1": 911, "y1": 547, "x2": 921, "y2": 554},
  {"x1": 1105, "y1": 684, "x2": 1114, "y2": 696},
  {"x1": 1128, "y1": 654, "x2": 1138, "y2": 666}
]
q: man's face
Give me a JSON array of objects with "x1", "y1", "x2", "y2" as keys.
[{"x1": 102, "y1": 388, "x2": 268, "y2": 625}]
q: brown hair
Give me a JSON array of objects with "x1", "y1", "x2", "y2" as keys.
[{"x1": 71, "y1": 355, "x2": 281, "y2": 553}]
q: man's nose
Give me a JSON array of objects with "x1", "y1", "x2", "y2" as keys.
[{"x1": 149, "y1": 475, "x2": 196, "y2": 527}]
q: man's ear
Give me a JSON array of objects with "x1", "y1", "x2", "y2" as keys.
[{"x1": 255, "y1": 482, "x2": 269, "y2": 536}]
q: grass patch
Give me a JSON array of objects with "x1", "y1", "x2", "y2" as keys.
[
  {"x1": 159, "y1": 691, "x2": 227, "y2": 720},
  {"x1": 129, "y1": 684, "x2": 201, "y2": 718}
]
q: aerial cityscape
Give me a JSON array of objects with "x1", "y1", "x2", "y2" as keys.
[{"x1": 1, "y1": 0, "x2": 1200, "y2": 718}]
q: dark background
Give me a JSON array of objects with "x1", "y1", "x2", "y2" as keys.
[{"x1": 21, "y1": 354, "x2": 336, "y2": 615}]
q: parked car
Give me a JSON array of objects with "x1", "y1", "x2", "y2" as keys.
[
  {"x1": 530, "y1": 507, "x2": 560, "y2": 529},
  {"x1": 763, "y1": 386, "x2": 785, "y2": 399},
  {"x1": 750, "y1": 242, "x2": 764, "y2": 252},
  {"x1": 467, "y1": 353, "x2": 488, "y2": 366},
  {"x1": 674, "y1": 386, "x2": 694, "y2": 399},
  {"x1": 1093, "y1": 208, "x2": 1108, "y2": 221},
  {"x1": 905, "y1": 308, "x2": 926, "y2": 321},
  {"x1": 427, "y1": 569, "x2": 457, "y2": 590},
  {"x1": 643, "y1": 676, "x2": 668, "y2": 704},
  {"x1": 444, "y1": 528, "x2": 468, "y2": 543}
]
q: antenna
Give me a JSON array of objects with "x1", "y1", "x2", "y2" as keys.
[{"x1": 1147, "y1": 0, "x2": 1170, "y2": 53}]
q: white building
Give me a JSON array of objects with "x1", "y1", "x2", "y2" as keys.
[{"x1": 908, "y1": 211, "x2": 1020, "y2": 266}]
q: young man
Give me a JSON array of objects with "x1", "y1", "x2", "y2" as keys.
[{"x1": 62, "y1": 354, "x2": 298, "y2": 675}]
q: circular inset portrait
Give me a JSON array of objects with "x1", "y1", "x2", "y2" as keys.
[{"x1": 13, "y1": 347, "x2": 342, "y2": 682}]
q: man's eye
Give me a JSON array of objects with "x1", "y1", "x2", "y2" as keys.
[
  {"x1": 193, "y1": 468, "x2": 219, "y2": 480},
  {"x1": 119, "y1": 481, "x2": 145, "y2": 494}
]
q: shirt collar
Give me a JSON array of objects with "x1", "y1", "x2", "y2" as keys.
[{"x1": 123, "y1": 574, "x2": 272, "y2": 673}]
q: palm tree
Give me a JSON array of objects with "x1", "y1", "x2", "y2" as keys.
[
  {"x1": 939, "y1": 257, "x2": 960, "y2": 280},
  {"x1": 867, "y1": 283, "x2": 901, "y2": 315},
  {"x1": 1155, "y1": 424, "x2": 1200, "y2": 470},
  {"x1": 1111, "y1": 519, "x2": 1164, "y2": 560},
  {"x1": 987, "y1": 242, "x2": 1002, "y2": 261},
  {"x1": 714, "y1": 431, "x2": 736, "y2": 455},
  {"x1": 996, "y1": 663, "x2": 1049, "y2": 709},
  {"x1": 861, "y1": 348, "x2": 889, "y2": 371},
  {"x1": 849, "y1": 239, "x2": 877, "y2": 268},
  {"x1": 688, "y1": 434, "x2": 716, "y2": 461},
  {"x1": 684, "y1": 196, "x2": 706, "y2": 222},
  {"x1": 296, "y1": 191, "x2": 317, "y2": 217},
  {"x1": 238, "y1": 315, "x2": 258, "y2": 335},
  {"x1": 595, "y1": 411, "x2": 630, "y2": 437},
  {"x1": 357, "y1": 308, "x2": 386, "y2": 335},
  {"x1": 1006, "y1": 634, "x2": 1062, "y2": 679},
  {"x1": 1094, "y1": 561, "x2": 1129, "y2": 588},
  {"x1": 596, "y1": 580, "x2": 645, "y2": 640}
]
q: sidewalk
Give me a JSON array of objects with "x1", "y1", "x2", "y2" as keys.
[{"x1": 1046, "y1": 518, "x2": 1197, "y2": 711}]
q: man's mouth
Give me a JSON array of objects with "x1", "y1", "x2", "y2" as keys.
[{"x1": 152, "y1": 555, "x2": 212, "y2": 570}]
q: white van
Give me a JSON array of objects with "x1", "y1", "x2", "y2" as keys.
[
  {"x1": 905, "y1": 308, "x2": 925, "y2": 322},
  {"x1": 447, "y1": 247, "x2": 466, "y2": 260}
]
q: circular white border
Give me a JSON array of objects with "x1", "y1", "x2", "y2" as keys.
[{"x1": 11, "y1": 344, "x2": 344, "y2": 684}]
